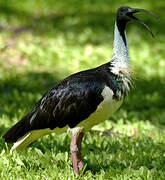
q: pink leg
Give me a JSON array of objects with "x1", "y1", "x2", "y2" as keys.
[
  {"x1": 77, "y1": 132, "x2": 84, "y2": 170},
  {"x1": 70, "y1": 132, "x2": 84, "y2": 175},
  {"x1": 70, "y1": 133, "x2": 79, "y2": 174}
]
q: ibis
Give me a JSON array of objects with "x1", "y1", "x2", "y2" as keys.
[{"x1": 3, "y1": 6, "x2": 155, "y2": 174}]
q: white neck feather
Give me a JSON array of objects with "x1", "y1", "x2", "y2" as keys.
[{"x1": 110, "y1": 22, "x2": 130, "y2": 75}]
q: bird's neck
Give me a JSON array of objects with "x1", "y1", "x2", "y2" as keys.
[{"x1": 110, "y1": 22, "x2": 130, "y2": 75}]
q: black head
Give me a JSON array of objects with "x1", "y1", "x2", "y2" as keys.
[{"x1": 117, "y1": 6, "x2": 157, "y2": 37}]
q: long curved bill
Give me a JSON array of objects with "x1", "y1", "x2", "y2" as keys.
[{"x1": 128, "y1": 8, "x2": 157, "y2": 37}]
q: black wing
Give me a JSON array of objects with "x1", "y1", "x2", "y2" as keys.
[{"x1": 36, "y1": 74, "x2": 105, "y2": 129}]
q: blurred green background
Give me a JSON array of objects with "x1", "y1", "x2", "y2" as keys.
[{"x1": 0, "y1": 0, "x2": 165, "y2": 179}]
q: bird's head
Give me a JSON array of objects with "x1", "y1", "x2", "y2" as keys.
[{"x1": 117, "y1": 6, "x2": 157, "y2": 37}]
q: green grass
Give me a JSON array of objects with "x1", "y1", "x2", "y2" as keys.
[{"x1": 0, "y1": 0, "x2": 165, "y2": 179}]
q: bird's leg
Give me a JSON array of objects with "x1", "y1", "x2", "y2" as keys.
[
  {"x1": 70, "y1": 133, "x2": 79, "y2": 174},
  {"x1": 77, "y1": 132, "x2": 84, "y2": 170},
  {"x1": 70, "y1": 132, "x2": 84, "y2": 174}
]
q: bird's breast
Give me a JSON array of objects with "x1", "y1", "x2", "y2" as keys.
[{"x1": 74, "y1": 85, "x2": 123, "y2": 132}]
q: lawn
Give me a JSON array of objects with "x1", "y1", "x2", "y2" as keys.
[{"x1": 0, "y1": 0, "x2": 165, "y2": 179}]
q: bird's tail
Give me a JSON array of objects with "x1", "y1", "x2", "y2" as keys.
[
  {"x1": 3, "y1": 112, "x2": 33, "y2": 143},
  {"x1": 3, "y1": 110, "x2": 52, "y2": 151}
]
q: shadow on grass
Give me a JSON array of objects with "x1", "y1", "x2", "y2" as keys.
[
  {"x1": 0, "y1": 1, "x2": 115, "y2": 36},
  {"x1": 131, "y1": 78, "x2": 165, "y2": 110},
  {"x1": 123, "y1": 76, "x2": 165, "y2": 126},
  {"x1": 0, "y1": 71, "x2": 60, "y2": 119}
]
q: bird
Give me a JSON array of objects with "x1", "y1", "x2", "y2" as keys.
[{"x1": 3, "y1": 6, "x2": 156, "y2": 175}]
